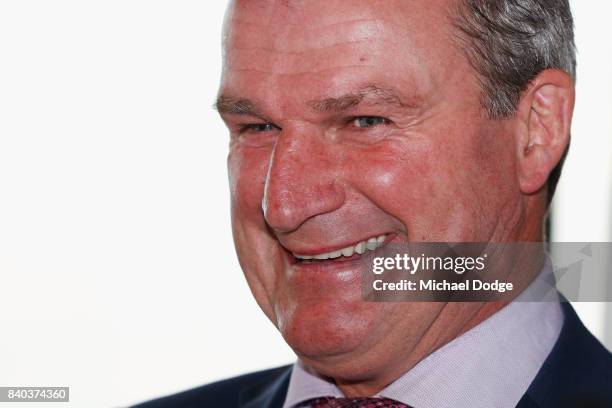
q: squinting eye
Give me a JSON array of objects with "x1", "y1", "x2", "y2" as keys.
[
  {"x1": 352, "y1": 116, "x2": 389, "y2": 129},
  {"x1": 240, "y1": 123, "x2": 279, "y2": 133}
]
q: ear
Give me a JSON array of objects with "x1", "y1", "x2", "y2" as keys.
[{"x1": 515, "y1": 69, "x2": 575, "y2": 195}]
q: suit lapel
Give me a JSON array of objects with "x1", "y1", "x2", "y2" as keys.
[
  {"x1": 515, "y1": 393, "x2": 542, "y2": 408},
  {"x1": 516, "y1": 301, "x2": 612, "y2": 408},
  {"x1": 240, "y1": 365, "x2": 292, "y2": 408}
]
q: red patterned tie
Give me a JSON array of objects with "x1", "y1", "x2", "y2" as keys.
[{"x1": 298, "y1": 396, "x2": 411, "y2": 408}]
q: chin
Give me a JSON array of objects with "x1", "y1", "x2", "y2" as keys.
[{"x1": 276, "y1": 296, "x2": 386, "y2": 360}]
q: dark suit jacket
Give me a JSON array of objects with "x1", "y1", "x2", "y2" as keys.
[{"x1": 133, "y1": 303, "x2": 612, "y2": 408}]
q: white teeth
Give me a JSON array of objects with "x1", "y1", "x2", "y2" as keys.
[
  {"x1": 366, "y1": 237, "x2": 378, "y2": 251},
  {"x1": 294, "y1": 234, "x2": 388, "y2": 260},
  {"x1": 341, "y1": 246, "x2": 354, "y2": 257}
]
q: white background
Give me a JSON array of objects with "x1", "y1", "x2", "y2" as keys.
[{"x1": 0, "y1": 1, "x2": 610, "y2": 407}]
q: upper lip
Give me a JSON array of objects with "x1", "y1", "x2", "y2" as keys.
[{"x1": 281, "y1": 233, "x2": 390, "y2": 258}]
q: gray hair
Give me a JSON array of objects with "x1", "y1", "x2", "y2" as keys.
[
  {"x1": 453, "y1": 0, "x2": 576, "y2": 198},
  {"x1": 453, "y1": 0, "x2": 576, "y2": 118}
]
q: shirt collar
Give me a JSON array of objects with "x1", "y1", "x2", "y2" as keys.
[{"x1": 283, "y1": 360, "x2": 344, "y2": 407}]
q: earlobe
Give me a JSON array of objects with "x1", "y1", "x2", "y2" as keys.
[{"x1": 515, "y1": 69, "x2": 575, "y2": 195}]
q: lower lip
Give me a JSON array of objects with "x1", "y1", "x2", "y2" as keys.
[{"x1": 286, "y1": 253, "x2": 373, "y2": 288}]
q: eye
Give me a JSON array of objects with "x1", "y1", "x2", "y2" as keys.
[
  {"x1": 351, "y1": 116, "x2": 389, "y2": 129},
  {"x1": 239, "y1": 123, "x2": 279, "y2": 133}
]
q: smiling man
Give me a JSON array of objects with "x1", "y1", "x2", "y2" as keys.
[{"x1": 135, "y1": 1, "x2": 612, "y2": 407}]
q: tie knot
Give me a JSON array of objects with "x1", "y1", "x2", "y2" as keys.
[{"x1": 299, "y1": 396, "x2": 411, "y2": 408}]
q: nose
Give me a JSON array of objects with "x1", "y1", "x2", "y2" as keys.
[{"x1": 262, "y1": 124, "x2": 345, "y2": 233}]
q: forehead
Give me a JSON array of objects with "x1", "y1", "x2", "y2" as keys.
[{"x1": 220, "y1": 0, "x2": 462, "y2": 113}]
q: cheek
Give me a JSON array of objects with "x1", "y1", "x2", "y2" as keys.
[
  {"x1": 228, "y1": 145, "x2": 283, "y2": 319},
  {"x1": 346, "y1": 127, "x2": 515, "y2": 240},
  {"x1": 473, "y1": 128, "x2": 518, "y2": 197},
  {"x1": 228, "y1": 146, "x2": 270, "y2": 213},
  {"x1": 344, "y1": 139, "x2": 453, "y2": 232}
]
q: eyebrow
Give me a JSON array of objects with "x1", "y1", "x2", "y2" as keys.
[
  {"x1": 214, "y1": 85, "x2": 416, "y2": 117},
  {"x1": 214, "y1": 97, "x2": 261, "y2": 116},
  {"x1": 307, "y1": 85, "x2": 412, "y2": 112}
]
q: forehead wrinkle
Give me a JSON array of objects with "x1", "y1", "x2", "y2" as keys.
[
  {"x1": 227, "y1": 18, "x2": 387, "y2": 53},
  {"x1": 229, "y1": 38, "x2": 378, "y2": 56},
  {"x1": 227, "y1": 65, "x2": 372, "y2": 77}
]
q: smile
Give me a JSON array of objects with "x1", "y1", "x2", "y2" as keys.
[{"x1": 292, "y1": 234, "x2": 388, "y2": 260}]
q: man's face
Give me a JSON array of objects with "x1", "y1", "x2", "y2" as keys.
[{"x1": 218, "y1": 0, "x2": 520, "y2": 376}]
